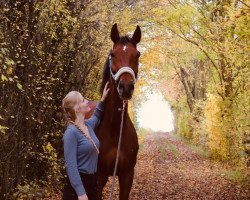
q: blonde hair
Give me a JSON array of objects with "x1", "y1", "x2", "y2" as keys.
[
  {"x1": 62, "y1": 91, "x2": 82, "y2": 122},
  {"x1": 62, "y1": 91, "x2": 100, "y2": 154}
]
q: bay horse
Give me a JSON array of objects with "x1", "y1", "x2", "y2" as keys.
[{"x1": 95, "y1": 23, "x2": 141, "y2": 200}]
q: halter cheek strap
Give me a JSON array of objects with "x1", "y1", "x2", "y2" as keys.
[{"x1": 109, "y1": 55, "x2": 137, "y2": 83}]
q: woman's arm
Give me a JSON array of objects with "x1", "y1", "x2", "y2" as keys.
[
  {"x1": 85, "y1": 101, "x2": 104, "y2": 128},
  {"x1": 85, "y1": 82, "x2": 109, "y2": 128},
  {"x1": 100, "y1": 82, "x2": 110, "y2": 102},
  {"x1": 63, "y1": 129, "x2": 86, "y2": 196}
]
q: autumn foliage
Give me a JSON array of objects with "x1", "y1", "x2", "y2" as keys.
[{"x1": 0, "y1": 0, "x2": 249, "y2": 199}]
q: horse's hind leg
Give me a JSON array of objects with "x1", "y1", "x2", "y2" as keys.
[
  {"x1": 118, "y1": 169, "x2": 134, "y2": 200},
  {"x1": 97, "y1": 173, "x2": 108, "y2": 200}
]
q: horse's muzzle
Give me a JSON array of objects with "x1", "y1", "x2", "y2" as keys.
[{"x1": 117, "y1": 80, "x2": 135, "y2": 100}]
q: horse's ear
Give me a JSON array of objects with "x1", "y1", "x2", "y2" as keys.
[
  {"x1": 131, "y1": 25, "x2": 141, "y2": 45},
  {"x1": 111, "y1": 23, "x2": 120, "y2": 44}
]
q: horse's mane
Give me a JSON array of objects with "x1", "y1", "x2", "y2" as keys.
[
  {"x1": 100, "y1": 56, "x2": 111, "y2": 94},
  {"x1": 100, "y1": 36, "x2": 135, "y2": 94}
]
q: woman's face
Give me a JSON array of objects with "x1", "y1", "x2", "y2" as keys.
[{"x1": 76, "y1": 95, "x2": 90, "y2": 115}]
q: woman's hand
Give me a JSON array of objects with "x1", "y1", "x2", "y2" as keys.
[
  {"x1": 78, "y1": 194, "x2": 88, "y2": 200},
  {"x1": 101, "y1": 82, "x2": 110, "y2": 102}
]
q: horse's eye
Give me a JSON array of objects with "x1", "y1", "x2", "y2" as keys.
[
  {"x1": 110, "y1": 52, "x2": 115, "y2": 57},
  {"x1": 137, "y1": 51, "x2": 141, "y2": 58}
]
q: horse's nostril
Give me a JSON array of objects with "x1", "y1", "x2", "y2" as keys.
[
  {"x1": 118, "y1": 81, "x2": 134, "y2": 99},
  {"x1": 130, "y1": 83, "x2": 134, "y2": 91},
  {"x1": 127, "y1": 82, "x2": 134, "y2": 92},
  {"x1": 118, "y1": 81, "x2": 124, "y2": 90}
]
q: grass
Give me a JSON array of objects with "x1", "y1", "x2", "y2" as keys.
[
  {"x1": 174, "y1": 132, "x2": 210, "y2": 158},
  {"x1": 157, "y1": 143, "x2": 166, "y2": 154},
  {"x1": 156, "y1": 139, "x2": 180, "y2": 158},
  {"x1": 137, "y1": 128, "x2": 150, "y2": 153},
  {"x1": 165, "y1": 141, "x2": 180, "y2": 157},
  {"x1": 221, "y1": 169, "x2": 243, "y2": 181},
  {"x1": 138, "y1": 142, "x2": 145, "y2": 154},
  {"x1": 188, "y1": 144, "x2": 210, "y2": 158},
  {"x1": 220, "y1": 167, "x2": 250, "y2": 188},
  {"x1": 174, "y1": 132, "x2": 250, "y2": 188}
]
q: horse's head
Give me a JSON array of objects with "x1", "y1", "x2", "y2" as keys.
[{"x1": 109, "y1": 23, "x2": 141, "y2": 100}]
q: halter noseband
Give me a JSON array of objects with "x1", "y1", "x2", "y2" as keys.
[{"x1": 109, "y1": 55, "x2": 137, "y2": 83}]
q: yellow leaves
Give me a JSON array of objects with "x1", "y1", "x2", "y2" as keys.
[
  {"x1": 44, "y1": 142, "x2": 53, "y2": 154},
  {"x1": 204, "y1": 94, "x2": 229, "y2": 160},
  {"x1": 43, "y1": 142, "x2": 58, "y2": 160},
  {"x1": 1, "y1": 58, "x2": 14, "y2": 83},
  {"x1": 14, "y1": 181, "x2": 46, "y2": 199},
  {"x1": 128, "y1": 102, "x2": 135, "y2": 123},
  {"x1": 0, "y1": 124, "x2": 9, "y2": 136},
  {"x1": 7, "y1": 66, "x2": 12, "y2": 75}
]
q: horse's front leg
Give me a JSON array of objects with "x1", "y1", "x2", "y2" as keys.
[{"x1": 118, "y1": 169, "x2": 134, "y2": 200}]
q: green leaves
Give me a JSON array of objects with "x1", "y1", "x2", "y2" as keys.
[
  {"x1": 137, "y1": 0, "x2": 250, "y2": 166},
  {"x1": 16, "y1": 82, "x2": 22, "y2": 90},
  {"x1": 0, "y1": 0, "x2": 140, "y2": 198},
  {"x1": 1, "y1": 74, "x2": 8, "y2": 81}
]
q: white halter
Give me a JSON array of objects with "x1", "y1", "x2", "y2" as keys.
[{"x1": 109, "y1": 55, "x2": 137, "y2": 83}]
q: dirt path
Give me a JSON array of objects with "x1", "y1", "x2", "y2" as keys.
[{"x1": 101, "y1": 132, "x2": 250, "y2": 200}]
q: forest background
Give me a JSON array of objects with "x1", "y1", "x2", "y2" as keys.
[{"x1": 0, "y1": 0, "x2": 249, "y2": 199}]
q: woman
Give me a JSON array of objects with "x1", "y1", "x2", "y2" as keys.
[{"x1": 62, "y1": 82, "x2": 109, "y2": 200}]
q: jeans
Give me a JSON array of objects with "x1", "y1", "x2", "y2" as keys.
[{"x1": 62, "y1": 172, "x2": 99, "y2": 200}]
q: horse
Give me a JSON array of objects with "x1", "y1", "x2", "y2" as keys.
[{"x1": 95, "y1": 23, "x2": 141, "y2": 200}]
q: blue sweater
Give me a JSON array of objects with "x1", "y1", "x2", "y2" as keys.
[{"x1": 63, "y1": 101, "x2": 104, "y2": 196}]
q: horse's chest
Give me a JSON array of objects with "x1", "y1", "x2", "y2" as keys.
[
  {"x1": 96, "y1": 120, "x2": 139, "y2": 173},
  {"x1": 100, "y1": 146, "x2": 137, "y2": 173}
]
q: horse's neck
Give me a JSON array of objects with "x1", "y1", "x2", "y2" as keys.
[{"x1": 103, "y1": 86, "x2": 128, "y2": 127}]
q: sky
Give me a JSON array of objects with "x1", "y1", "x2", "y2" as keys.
[{"x1": 137, "y1": 92, "x2": 174, "y2": 132}]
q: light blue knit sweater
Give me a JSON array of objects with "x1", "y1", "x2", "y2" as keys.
[{"x1": 63, "y1": 101, "x2": 104, "y2": 196}]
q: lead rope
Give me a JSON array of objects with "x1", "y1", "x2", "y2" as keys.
[{"x1": 108, "y1": 100, "x2": 127, "y2": 200}]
